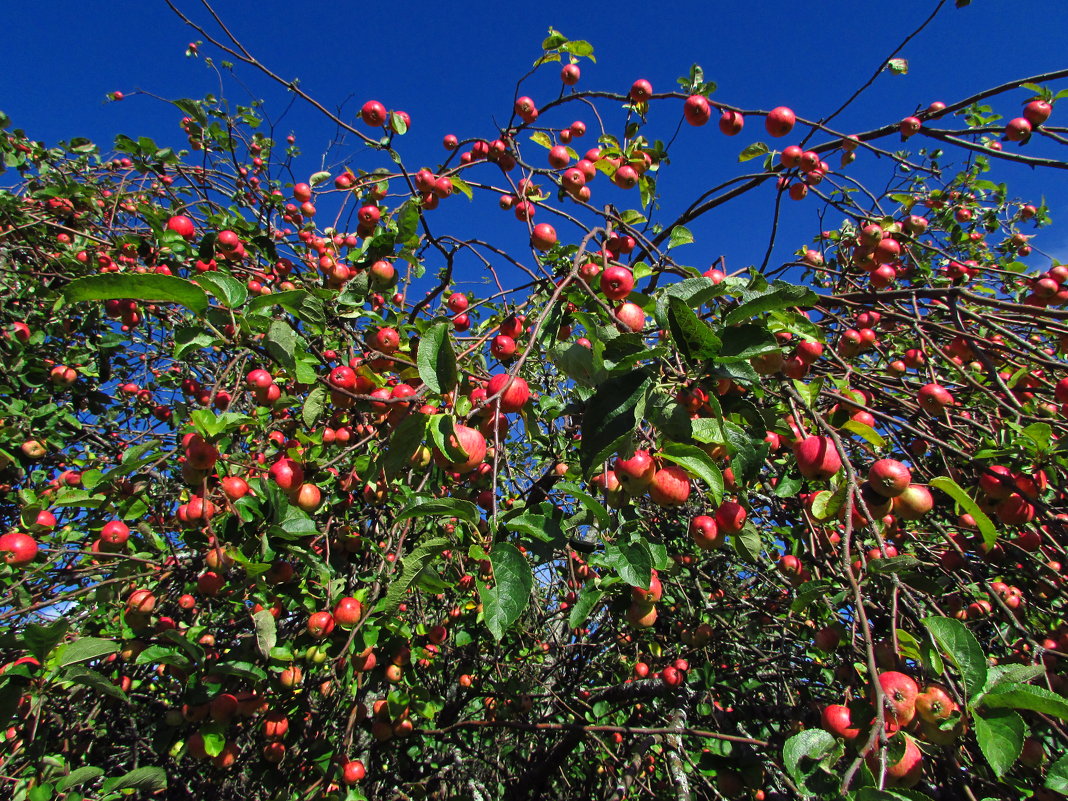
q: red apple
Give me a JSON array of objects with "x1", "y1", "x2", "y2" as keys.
[
  {"x1": 795, "y1": 436, "x2": 842, "y2": 481},
  {"x1": 600, "y1": 266, "x2": 635, "y2": 301},
  {"x1": 648, "y1": 466, "x2": 692, "y2": 506},
  {"x1": 765, "y1": 106, "x2": 796, "y2": 137},
  {"x1": 487, "y1": 373, "x2": 530, "y2": 413}
]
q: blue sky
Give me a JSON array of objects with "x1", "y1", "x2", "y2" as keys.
[{"x1": 4, "y1": 1, "x2": 1068, "y2": 280}]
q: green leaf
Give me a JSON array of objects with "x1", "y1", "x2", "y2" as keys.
[
  {"x1": 981, "y1": 683, "x2": 1068, "y2": 721},
  {"x1": 23, "y1": 619, "x2": 69, "y2": 660},
  {"x1": 63, "y1": 665, "x2": 130, "y2": 702},
  {"x1": 58, "y1": 637, "x2": 118, "y2": 667},
  {"x1": 264, "y1": 320, "x2": 301, "y2": 373},
  {"x1": 667, "y1": 225, "x2": 694, "y2": 249},
  {"x1": 659, "y1": 442, "x2": 723, "y2": 504},
  {"x1": 101, "y1": 766, "x2": 167, "y2": 793},
  {"x1": 855, "y1": 790, "x2": 933, "y2": 801},
  {"x1": 984, "y1": 664, "x2": 1048, "y2": 691},
  {"x1": 381, "y1": 537, "x2": 450, "y2": 614},
  {"x1": 868, "y1": 554, "x2": 921, "y2": 574},
  {"x1": 841, "y1": 420, "x2": 886, "y2": 448},
  {"x1": 568, "y1": 586, "x2": 605, "y2": 629},
  {"x1": 923, "y1": 616, "x2": 987, "y2": 697},
  {"x1": 174, "y1": 325, "x2": 216, "y2": 358},
  {"x1": 667, "y1": 296, "x2": 721, "y2": 365},
  {"x1": 417, "y1": 322, "x2": 457, "y2": 394},
  {"x1": 56, "y1": 766, "x2": 104, "y2": 792},
  {"x1": 62, "y1": 273, "x2": 208, "y2": 315},
  {"x1": 384, "y1": 414, "x2": 428, "y2": 477},
  {"x1": 395, "y1": 199, "x2": 422, "y2": 242},
  {"x1": 397, "y1": 496, "x2": 479, "y2": 527},
  {"x1": 652, "y1": 276, "x2": 723, "y2": 328},
  {"x1": 579, "y1": 369, "x2": 651, "y2": 477},
  {"x1": 929, "y1": 477, "x2": 997, "y2": 549},
  {"x1": 782, "y1": 728, "x2": 840, "y2": 785},
  {"x1": 733, "y1": 522, "x2": 762, "y2": 563},
  {"x1": 248, "y1": 289, "x2": 326, "y2": 334},
  {"x1": 550, "y1": 342, "x2": 604, "y2": 387},
  {"x1": 810, "y1": 486, "x2": 847, "y2": 521},
  {"x1": 886, "y1": 58, "x2": 909, "y2": 75},
  {"x1": 477, "y1": 543, "x2": 534, "y2": 641},
  {"x1": 253, "y1": 609, "x2": 277, "y2": 660},
  {"x1": 973, "y1": 709, "x2": 1025, "y2": 778},
  {"x1": 724, "y1": 281, "x2": 817, "y2": 327},
  {"x1": 739, "y1": 142, "x2": 770, "y2": 162},
  {"x1": 1047, "y1": 753, "x2": 1068, "y2": 794},
  {"x1": 714, "y1": 323, "x2": 779, "y2": 363},
  {"x1": 195, "y1": 272, "x2": 247, "y2": 308},
  {"x1": 602, "y1": 541, "x2": 652, "y2": 589},
  {"x1": 449, "y1": 176, "x2": 474, "y2": 200},
  {"x1": 530, "y1": 131, "x2": 552, "y2": 149},
  {"x1": 302, "y1": 384, "x2": 326, "y2": 428}
]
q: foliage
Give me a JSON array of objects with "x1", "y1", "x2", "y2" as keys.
[{"x1": 0, "y1": 7, "x2": 1067, "y2": 801}]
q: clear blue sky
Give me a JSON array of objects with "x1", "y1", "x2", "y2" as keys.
[{"x1": 4, "y1": 0, "x2": 1068, "y2": 281}]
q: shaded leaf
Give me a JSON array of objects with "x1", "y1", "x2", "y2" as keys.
[
  {"x1": 478, "y1": 543, "x2": 534, "y2": 640},
  {"x1": 417, "y1": 322, "x2": 457, "y2": 394},
  {"x1": 62, "y1": 274, "x2": 208, "y2": 315},
  {"x1": 923, "y1": 616, "x2": 987, "y2": 697}
]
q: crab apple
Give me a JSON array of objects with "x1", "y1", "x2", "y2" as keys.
[
  {"x1": 917, "y1": 383, "x2": 954, "y2": 413},
  {"x1": 360, "y1": 100, "x2": 387, "y2": 127},
  {"x1": 631, "y1": 571, "x2": 662, "y2": 604},
  {"x1": 821, "y1": 704, "x2": 860, "y2": 740},
  {"x1": 446, "y1": 292, "x2": 469, "y2": 313},
  {"x1": 715, "y1": 501, "x2": 747, "y2": 534},
  {"x1": 614, "y1": 302, "x2": 645, "y2": 332},
  {"x1": 867, "y1": 459, "x2": 911, "y2": 498},
  {"x1": 307, "y1": 611, "x2": 335, "y2": 639},
  {"x1": 878, "y1": 671, "x2": 919, "y2": 725},
  {"x1": 893, "y1": 484, "x2": 933, "y2": 520},
  {"x1": 0, "y1": 532, "x2": 37, "y2": 566},
  {"x1": 600, "y1": 266, "x2": 634, "y2": 300},
  {"x1": 689, "y1": 515, "x2": 724, "y2": 549},
  {"x1": 1005, "y1": 117, "x2": 1032, "y2": 142},
  {"x1": 514, "y1": 96, "x2": 538, "y2": 123},
  {"x1": 269, "y1": 458, "x2": 304, "y2": 492},
  {"x1": 333, "y1": 597, "x2": 363, "y2": 627},
  {"x1": 795, "y1": 436, "x2": 842, "y2": 480},
  {"x1": 293, "y1": 483, "x2": 321, "y2": 512},
  {"x1": 490, "y1": 335, "x2": 516, "y2": 360},
  {"x1": 184, "y1": 435, "x2": 218, "y2": 470},
  {"x1": 166, "y1": 215, "x2": 195, "y2": 239},
  {"x1": 629, "y1": 79, "x2": 653, "y2": 103},
  {"x1": 531, "y1": 223, "x2": 557, "y2": 251},
  {"x1": 814, "y1": 625, "x2": 843, "y2": 652},
  {"x1": 342, "y1": 760, "x2": 366, "y2": 784},
  {"x1": 561, "y1": 63, "x2": 580, "y2": 85},
  {"x1": 1024, "y1": 99, "x2": 1052, "y2": 125},
  {"x1": 487, "y1": 373, "x2": 530, "y2": 413},
  {"x1": 372, "y1": 326, "x2": 400, "y2": 354},
  {"x1": 719, "y1": 109, "x2": 744, "y2": 136},
  {"x1": 49, "y1": 365, "x2": 77, "y2": 388},
  {"x1": 683, "y1": 95, "x2": 712, "y2": 126},
  {"x1": 626, "y1": 602, "x2": 657, "y2": 628},
  {"x1": 328, "y1": 365, "x2": 358, "y2": 390},
  {"x1": 247, "y1": 368, "x2": 274, "y2": 389},
  {"x1": 100, "y1": 520, "x2": 130, "y2": 546},
  {"x1": 648, "y1": 465, "x2": 692, "y2": 506},
  {"x1": 433, "y1": 424, "x2": 486, "y2": 473},
  {"x1": 613, "y1": 165, "x2": 639, "y2": 189},
  {"x1": 899, "y1": 116, "x2": 922, "y2": 139},
  {"x1": 914, "y1": 685, "x2": 957, "y2": 724},
  {"x1": 614, "y1": 450, "x2": 656, "y2": 493},
  {"x1": 499, "y1": 314, "x2": 525, "y2": 339},
  {"x1": 765, "y1": 107, "x2": 796, "y2": 137}
]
